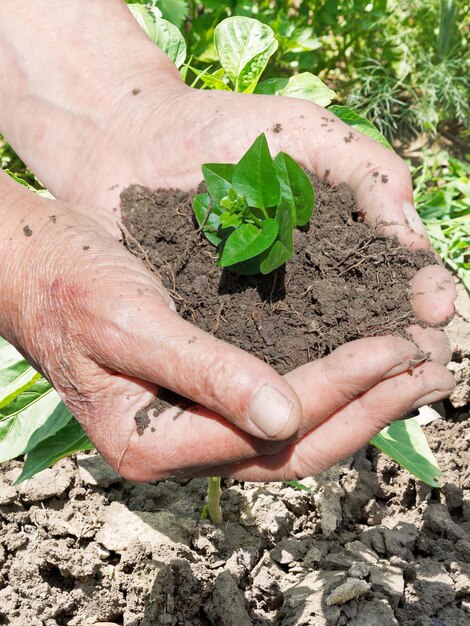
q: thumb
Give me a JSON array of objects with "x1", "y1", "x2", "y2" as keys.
[{"x1": 88, "y1": 290, "x2": 302, "y2": 441}]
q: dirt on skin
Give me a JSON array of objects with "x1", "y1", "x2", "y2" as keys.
[{"x1": 120, "y1": 175, "x2": 436, "y2": 380}]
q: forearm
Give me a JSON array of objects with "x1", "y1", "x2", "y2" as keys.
[
  {"x1": 0, "y1": 0, "x2": 181, "y2": 195},
  {"x1": 0, "y1": 0, "x2": 178, "y2": 113}
]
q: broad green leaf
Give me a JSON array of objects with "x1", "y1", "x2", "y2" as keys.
[
  {"x1": 0, "y1": 337, "x2": 40, "y2": 409},
  {"x1": 221, "y1": 219, "x2": 279, "y2": 267},
  {"x1": 214, "y1": 17, "x2": 278, "y2": 93},
  {"x1": 256, "y1": 73, "x2": 336, "y2": 107},
  {"x1": 232, "y1": 134, "x2": 280, "y2": 209},
  {"x1": 17, "y1": 418, "x2": 94, "y2": 483},
  {"x1": 156, "y1": 0, "x2": 188, "y2": 28},
  {"x1": 128, "y1": 5, "x2": 186, "y2": 67},
  {"x1": 202, "y1": 163, "x2": 235, "y2": 203},
  {"x1": 371, "y1": 418, "x2": 442, "y2": 487},
  {"x1": 260, "y1": 201, "x2": 295, "y2": 274},
  {"x1": 193, "y1": 193, "x2": 223, "y2": 246},
  {"x1": 0, "y1": 379, "x2": 72, "y2": 463},
  {"x1": 153, "y1": 18, "x2": 187, "y2": 68},
  {"x1": 274, "y1": 152, "x2": 315, "y2": 227},
  {"x1": 128, "y1": 4, "x2": 162, "y2": 30},
  {"x1": 328, "y1": 105, "x2": 393, "y2": 150}
]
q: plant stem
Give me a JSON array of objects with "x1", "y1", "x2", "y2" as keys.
[{"x1": 207, "y1": 476, "x2": 223, "y2": 524}]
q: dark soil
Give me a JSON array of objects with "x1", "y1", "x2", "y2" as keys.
[{"x1": 121, "y1": 175, "x2": 435, "y2": 377}]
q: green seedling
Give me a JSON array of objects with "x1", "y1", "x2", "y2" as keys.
[{"x1": 193, "y1": 133, "x2": 314, "y2": 275}]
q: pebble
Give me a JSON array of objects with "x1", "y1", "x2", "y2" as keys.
[{"x1": 326, "y1": 577, "x2": 370, "y2": 605}]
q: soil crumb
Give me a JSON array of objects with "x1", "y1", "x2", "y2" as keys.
[
  {"x1": 23, "y1": 225, "x2": 32, "y2": 237},
  {"x1": 134, "y1": 390, "x2": 193, "y2": 435},
  {"x1": 121, "y1": 174, "x2": 435, "y2": 376}
]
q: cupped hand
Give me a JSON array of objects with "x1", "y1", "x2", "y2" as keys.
[
  {"x1": 0, "y1": 174, "x2": 454, "y2": 481},
  {"x1": 0, "y1": 1, "x2": 456, "y2": 481}
]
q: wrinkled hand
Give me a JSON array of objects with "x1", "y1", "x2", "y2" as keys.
[
  {"x1": 0, "y1": 175, "x2": 454, "y2": 481},
  {"x1": 0, "y1": 0, "x2": 456, "y2": 481}
]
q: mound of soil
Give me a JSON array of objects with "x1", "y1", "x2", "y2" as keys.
[{"x1": 120, "y1": 175, "x2": 435, "y2": 375}]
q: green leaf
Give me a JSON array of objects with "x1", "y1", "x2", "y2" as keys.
[
  {"x1": 328, "y1": 105, "x2": 393, "y2": 150},
  {"x1": 199, "y1": 68, "x2": 232, "y2": 91},
  {"x1": 17, "y1": 418, "x2": 94, "y2": 483},
  {"x1": 128, "y1": 4, "x2": 162, "y2": 29},
  {"x1": 214, "y1": 17, "x2": 278, "y2": 93},
  {"x1": 220, "y1": 219, "x2": 279, "y2": 267},
  {"x1": 256, "y1": 73, "x2": 336, "y2": 107},
  {"x1": 371, "y1": 418, "x2": 442, "y2": 487},
  {"x1": 152, "y1": 18, "x2": 187, "y2": 67},
  {"x1": 274, "y1": 152, "x2": 314, "y2": 227},
  {"x1": 156, "y1": 0, "x2": 189, "y2": 28},
  {"x1": 219, "y1": 212, "x2": 242, "y2": 229},
  {"x1": 284, "y1": 480, "x2": 315, "y2": 494},
  {"x1": 260, "y1": 201, "x2": 295, "y2": 274},
  {"x1": 193, "y1": 193, "x2": 223, "y2": 246},
  {"x1": 232, "y1": 134, "x2": 280, "y2": 209},
  {"x1": 0, "y1": 379, "x2": 72, "y2": 463},
  {"x1": 0, "y1": 337, "x2": 40, "y2": 409},
  {"x1": 128, "y1": 5, "x2": 186, "y2": 67},
  {"x1": 202, "y1": 163, "x2": 235, "y2": 203}
]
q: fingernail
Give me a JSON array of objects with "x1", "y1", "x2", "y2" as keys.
[
  {"x1": 248, "y1": 384, "x2": 293, "y2": 437},
  {"x1": 403, "y1": 202, "x2": 429, "y2": 238},
  {"x1": 411, "y1": 388, "x2": 454, "y2": 409}
]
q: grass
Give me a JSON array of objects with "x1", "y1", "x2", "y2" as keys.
[{"x1": 410, "y1": 148, "x2": 470, "y2": 291}]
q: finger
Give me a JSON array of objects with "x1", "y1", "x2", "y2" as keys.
[
  {"x1": 406, "y1": 325, "x2": 452, "y2": 365},
  {"x1": 87, "y1": 336, "x2": 425, "y2": 482},
  {"x1": 283, "y1": 335, "x2": 424, "y2": 435},
  {"x1": 214, "y1": 361, "x2": 455, "y2": 481},
  {"x1": 410, "y1": 264, "x2": 457, "y2": 324}
]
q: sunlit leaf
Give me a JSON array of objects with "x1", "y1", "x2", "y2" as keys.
[
  {"x1": 214, "y1": 17, "x2": 278, "y2": 93},
  {"x1": 128, "y1": 5, "x2": 186, "y2": 67},
  {"x1": 17, "y1": 418, "x2": 93, "y2": 483},
  {"x1": 371, "y1": 418, "x2": 442, "y2": 487},
  {"x1": 221, "y1": 219, "x2": 279, "y2": 266},
  {"x1": 329, "y1": 105, "x2": 393, "y2": 150},
  {"x1": 0, "y1": 379, "x2": 73, "y2": 464},
  {"x1": 274, "y1": 152, "x2": 314, "y2": 226},
  {"x1": 256, "y1": 73, "x2": 336, "y2": 107},
  {"x1": 0, "y1": 337, "x2": 40, "y2": 409},
  {"x1": 232, "y1": 134, "x2": 280, "y2": 209}
]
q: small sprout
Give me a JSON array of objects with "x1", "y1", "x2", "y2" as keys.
[{"x1": 193, "y1": 133, "x2": 315, "y2": 275}]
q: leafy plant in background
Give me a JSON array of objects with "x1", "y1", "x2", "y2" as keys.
[
  {"x1": 0, "y1": 9, "x2": 454, "y2": 523},
  {"x1": 412, "y1": 149, "x2": 470, "y2": 291}
]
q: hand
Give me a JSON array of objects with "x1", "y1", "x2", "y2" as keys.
[
  {"x1": 0, "y1": 1, "x2": 456, "y2": 481},
  {"x1": 0, "y1": 175, "x2": 454, "y2": 481}
]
